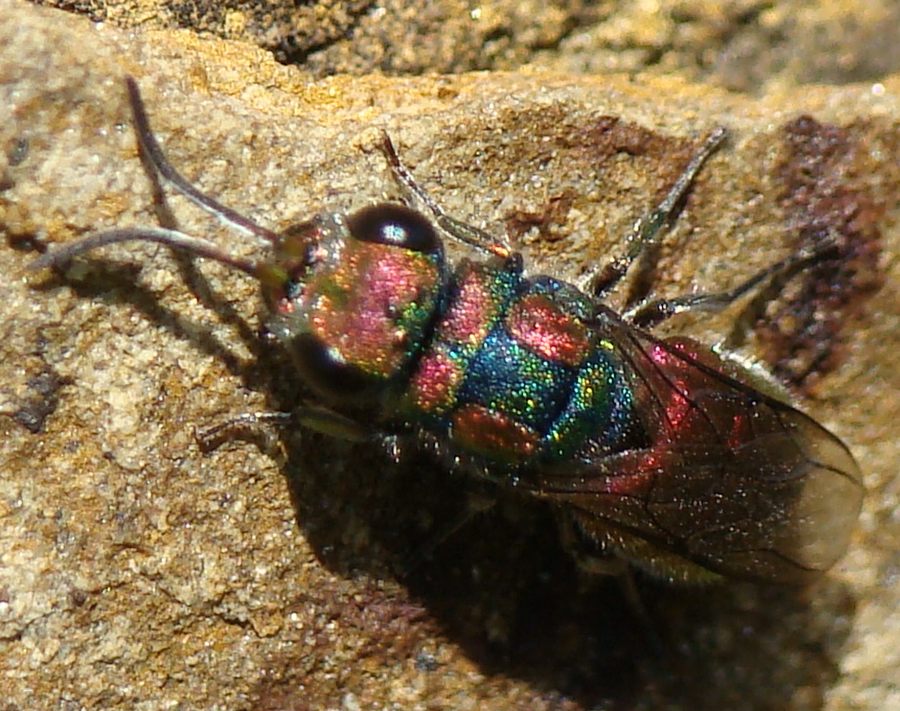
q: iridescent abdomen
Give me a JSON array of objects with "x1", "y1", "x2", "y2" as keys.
[{"x1": 400, "y1": 259, "x2": 641, "y2": 468}]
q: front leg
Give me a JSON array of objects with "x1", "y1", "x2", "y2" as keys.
[
  {"x1": 378, "y1": 132, "x2": 512, "y2": 259},
  {"x1": 196, "y1": 403, "x2": 383, "y2": 455}
]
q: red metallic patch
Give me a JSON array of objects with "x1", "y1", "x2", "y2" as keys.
[
  {"x1": 647, "y1": 341, "x2": 695, "y2": 430},
  {"x1": 603, "y1": 451, "x2": 666, "y2": 496},
  {"x1": 657, "y1": 339, "x2": 757, "y2": 453},
  {"x1": 451, "y1": 404, "x2": 540, "y2": 462},
  {"x1": 441, "y1": 268, "x2": 496, "y2": 349},
  {"x1": 408, "y1": 349, "x2": 463, "y2": 413},
  {"x1": 506, "y1": 294, "x2": 590, "y2": 366}
]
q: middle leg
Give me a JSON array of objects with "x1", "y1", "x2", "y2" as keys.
[{"x1": 578, "y1": 126, "x2": 728, "y2": 298}]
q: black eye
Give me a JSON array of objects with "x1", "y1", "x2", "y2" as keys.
[
  {"x1": 347, "y1": 204, "x2": 440, "y2": 254},
  {"x1": 292, "y1": 333, "x2": 375, "y2": 399}
]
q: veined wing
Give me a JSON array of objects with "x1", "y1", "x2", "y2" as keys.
[{"x1": 527, "y1": 318, "x2": 863, "y2": 584}]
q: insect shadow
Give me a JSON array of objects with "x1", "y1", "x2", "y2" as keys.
[{"x1": 27, "y1": 79, "x2": 862, "y2": 708}]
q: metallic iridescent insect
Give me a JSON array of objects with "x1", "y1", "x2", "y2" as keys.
[{"x1": 31, "y1": 78, "x2": 864, "y2": 585}]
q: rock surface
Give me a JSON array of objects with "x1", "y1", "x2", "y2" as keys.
[
  {"x1": 33, "y1": 0, "x2": 900, "y2": 89},
  {"x1": 1, "y1": 1, "x2": 898, "y2": 709}
]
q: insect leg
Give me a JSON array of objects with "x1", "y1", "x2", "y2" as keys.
[
  {"x1": 378, "y1": 132, "x2": 511, "y2": 258},
  {"x1": 195, "y1": 404, "x2": 380, "y2": 453},
  {"x1": 125, "y1": 76, "x2": 279, "y2": 244},
  {"x1": 396, "y1": 489, "x2": 497, "y2": 576},
  {"x1": 623, "y1": 242, "x2": 832, "y2": 328},
  {"x1": 556, "y1": 512, "x2": 664, "y2": 654},
  {"x1": 293, "y1": 405, "x2": 378, "y2": 442},
  {"x1": 195, "y1": 411, "x2": 293, "y2": 454},
  {"x1": 579, "y1": 126, "x2": 728, "y2": 298}
]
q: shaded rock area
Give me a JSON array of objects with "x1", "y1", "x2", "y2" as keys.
[
  {"x1": 33, "y1": 0, "x2": 900, "y2": 90},
  {"x1": 1, "y1": 1, "x2": 898, "y2": 709}
]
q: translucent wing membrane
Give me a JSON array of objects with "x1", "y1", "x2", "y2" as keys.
[{"x1": 527, "y1": 315, "x2": 863, "y2": 584}]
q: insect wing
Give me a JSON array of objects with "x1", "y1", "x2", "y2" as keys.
[{"x1": 529, "y1": 321, "x2": 863, "y2": 584}]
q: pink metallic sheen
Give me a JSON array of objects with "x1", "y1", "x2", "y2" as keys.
[
  {"x1": 408, "y1": 349, "x2": 463, "y2": 413},
  {"x1": 310, "y1": 243, "x2": 438, "y2": 375},
  {"x1": 506, "y1": 294, "x2": 590, "y2": 366},
  {"x1": 441, "y1": 268, "x2": 496, "y2": 348}
]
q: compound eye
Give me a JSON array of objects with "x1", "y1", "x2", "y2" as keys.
[
  {"x1": 346, "y1": 204, "x2": 440, "y2": 254},
  {"x1": 292, "y1": 333, "x2": 374, "y2": 399}
]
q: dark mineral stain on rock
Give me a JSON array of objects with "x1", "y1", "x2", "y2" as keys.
[
  {"x1": 763, "y1": 116, "x2": 885, "y2": 390},
  {"x1": 12, "y1": 364, "x2": 71, "y2": 434}
]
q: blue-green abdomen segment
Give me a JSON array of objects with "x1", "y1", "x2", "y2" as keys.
[
  {"x1": 542, "y1": 343, "x2": 636, "y2": 461},
  {"x1": 401, "y1": 260, "x2": 640, "y2": 466},
  {"x1": 459, "y1": 328, "x2": 573, "y2": 435}
]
